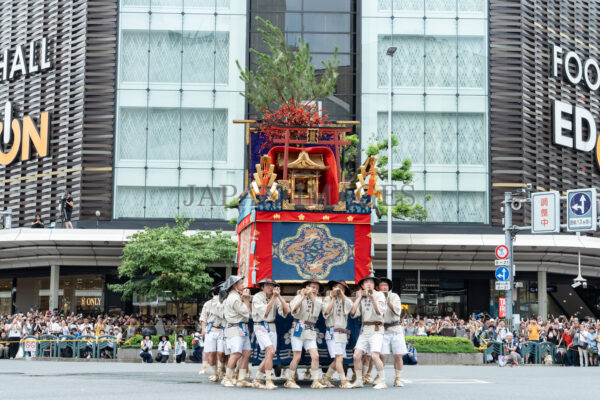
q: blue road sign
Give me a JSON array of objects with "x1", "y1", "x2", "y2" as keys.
[
  {"x1": 567, "y1": 189, "x2": 597, "y2": 232},
  {"x1": 495, "y1": 266, "x2": 510, "y2": 282}
]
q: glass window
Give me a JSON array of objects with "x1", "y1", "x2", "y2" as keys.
[
  {"x1": 250, "y1": 1, "x2": 356, "y2": 121},
  {"x1": 303, "y1": 13, "x2": 351, "y2": 32},
  {"x1": 425, "y1": 36, "x2": 457, "y2": 89},
  {"x1": 363, "y1": 0, "x2": 488, "y2": 223},
  {"x1": 0, "y1": 279, "x2": 11, "y2": 314},
  {"x1": 115, "y1": 5, "x2": 246, "y2": 220}
]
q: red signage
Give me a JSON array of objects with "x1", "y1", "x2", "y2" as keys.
[
  {"x1": 499, "y1": 297, "x2": 506, "y2": 318},
  {"x1": 495, "y1": 245, "x2": 509, "y2": 259}
]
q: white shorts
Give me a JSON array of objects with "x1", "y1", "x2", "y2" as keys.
[
  {"x1": 355, "y1": 333, "x2": 384, "y2": 354},
  {"x1": 223, "y1": 338, "x2": 231, "y2": 355},
  {"x1": 326, "y1": 339, "x2": 346, "y2": 358},
  {"x1": 291, "y1": 336, "x2": 317, "y2": 352},
  {"x1": 204, "y1": 330, "x2": 224, "y2": 353},
  {"x1": 226, "y1": 335, "x2": 251, "y2": 354},
  {"x1": 381, "y1": 332, "x2": 408, "y2": 355},
  {"x1": 255, "y1": 326, "x2": 278, "y2": 351}
]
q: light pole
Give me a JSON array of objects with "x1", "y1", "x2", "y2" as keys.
[{"x1": 386, "y1": 46, "x2": 397, "y2": 280}]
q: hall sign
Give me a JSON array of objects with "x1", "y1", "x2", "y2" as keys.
[{"x1": 0, "y1": 37, "x2": 52, "y2": 166}]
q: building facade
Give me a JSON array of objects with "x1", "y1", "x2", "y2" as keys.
[{"x1": 1, "y1": 0, "x2": 600, "y2": 319}]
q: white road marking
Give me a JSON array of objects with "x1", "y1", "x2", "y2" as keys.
[{"x1": 402, "y1": 378, "x2": 490, "y2": 384}]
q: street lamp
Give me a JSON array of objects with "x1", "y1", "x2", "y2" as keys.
[{"x1": 386, "y1": 46, "x2": 397, "y2": 281}]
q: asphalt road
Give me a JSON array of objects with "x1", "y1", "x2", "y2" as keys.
[{"x1": 0, "y1": 360, "x2": 593, "y2": 399}]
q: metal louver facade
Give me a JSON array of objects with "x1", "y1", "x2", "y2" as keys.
[
  {"x1": 490, "y1": 0, "x2": 600, "y2": 226},
  {"x1": 0, "y1": 0, "x2": 117, "y2": 227}
]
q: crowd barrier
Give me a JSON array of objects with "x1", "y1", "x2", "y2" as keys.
[
  {"x1": 483, "y1": 340, "x2": 557, "y2": 364},
  {"x1": 1, "y1": 335, "x2": 119, "y2": 359}
]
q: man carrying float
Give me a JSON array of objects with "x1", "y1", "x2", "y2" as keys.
[
  {"x1": 350, "y1": 274, "x2": 387, "y2": 389},
  {"x1": 251, "y1": 276, "x2": 290, "y2": 390}
]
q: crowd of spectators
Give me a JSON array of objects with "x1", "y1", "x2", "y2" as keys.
[
  {"x1": 1, "y1": 310, "x2": 598, "y2": 367},
  {"x1": 0, "y1": 310, "x2": 201, "y2": 359}
]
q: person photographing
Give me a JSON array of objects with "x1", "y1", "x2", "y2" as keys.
[{"x1": 62, "y1": 192, "x2": 74, "y2": 229}]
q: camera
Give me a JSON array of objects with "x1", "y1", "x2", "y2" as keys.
[{"x1": 572, "y1": 277, "x2": 587, "y2": 289}]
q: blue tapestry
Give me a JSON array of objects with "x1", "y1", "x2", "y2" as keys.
[{"x1": 272, "y1": 222, "x2": 355, "y2": 281}]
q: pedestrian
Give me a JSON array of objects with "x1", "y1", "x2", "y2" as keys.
[
  {"x1": 140, "y1": 334, "x2": 153, "y2": 363},
  {"x1": 31, "y1": 215, "x2": 44, "y2": 228},
  {"x1": 175, "y1": 334, "x2": 187, "y2": 363},
  {"x1": 251, "y1": 276, "x2": 290, "y2": 390},
  {"x1": 403, "y1": 340, "x2": 418, "y2": 365},
  {"x1": 189, "y1": 332, "x2": 203, "y2": 363},
  {"x1": 156, "y1": 334, "x2": 171, "y2": 363},
  {"x1": 63, "y1": 192, "x2": 74, "y2": 229},
  {"x1": 587, "y1": 326, "x2": 597, "y2": 366},
  {"x1": 322, "y1": 280, "x2": 353, "y2": 389},
  {"x1": 221, "y1": 275, "x2": 252, "y2": 388},
  {"x1": 378, "y1": 277, "x2": 407, "y2": 387},
  {"x1": 7, "y1": 315, "x2": 22, "y2": 359},
  {"x1": 286, "y1": 279, "x2": 324, "y2": 389},
  {"x1": 350, "y1": 274, "x2": 387, "y2": 389},
  {"x1": 559, "y1": 323, "x2": 577, "y2": 366},
  {"x1": 573, "y1": 322, "x2": 589, "y2": 367},
  {"x1": 499, "y1": 332, "x2": 521, "y2": 366}
]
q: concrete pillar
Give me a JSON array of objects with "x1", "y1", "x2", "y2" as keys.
[
  {"x1": 49, "y1": 265, "x2": 60, "y2": 313},
  {"x1": 225, "y1": 266, "x2": 232, "y2": 279},
  {"x1": 538, "y1": 269, "x2": 548, "y2": 321}
]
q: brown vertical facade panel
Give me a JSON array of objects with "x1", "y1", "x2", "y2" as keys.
[
  {"x1": 0, "y1": 0, "x2": 117, "y2": 226},
  {"x1": 490, "y1": 1, "x2": 600, "y2": 227},
  {"x1": 80, "y1": 0, "x2": 117, "y2": 221}
]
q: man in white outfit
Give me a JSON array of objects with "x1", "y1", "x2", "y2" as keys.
[
  {"x1": 350, "y1": 274, "x2": 387, "y2": 389},
  {"x1": 286, "y1": 279, "x2": 325, "y2": 389},
  {"x1": 200, "y1": 283, "x2": 226, "y2": 382},
  {"x1": 251, "y1": 276, "x2": 290, "y2": 390},
  {"x1": 378, "y1": 277, "x2": 407, "y2": 387},
  {"x1": 322, "y1": 280, "x2": 353, "y2": 388},
  {"x1": 222, "y1": 275, "x2": 253, "y2": 388}
]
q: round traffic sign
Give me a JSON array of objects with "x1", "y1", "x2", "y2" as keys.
[
  {"x1": 569, "y1": 192, "x2": 591, "y2": 216},
  {"x1": 495, "y1": 245, "x2": 509, "y2": 259}
]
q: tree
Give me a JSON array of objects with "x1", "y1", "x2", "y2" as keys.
[
  {"x1": 365, "y1": 134, "x2": 431, "y2": 221},
  {"x1": 108, "y1": 216, "x2": 236, "y2": 330},
  {"x1": 236, "y1": 16, "x2": 339, "y2": 112}
]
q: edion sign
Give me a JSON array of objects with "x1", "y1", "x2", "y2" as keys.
[
  {"x1": 0, "y1": 37, "x2": 52, "y2": 166},
  {"x1": 551, "y1": 45, "x2": 600, "y2": 166}
]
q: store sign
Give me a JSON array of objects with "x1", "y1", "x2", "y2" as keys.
[
  {"x1": 499, "y1": 297, "x2": 506, "y2": 318},
  {"x1": 551, "y1": 45, "x2": 600, "y2": 168},
  {"x1": 531, "y1": 191, "x2": 560, "y2": 233},
  {"x1": 80, "y1": 296, "x2": 103, "y2": 307},
  {"x1": 0, "y1": 37, "x2": 52, "y2": 166}
]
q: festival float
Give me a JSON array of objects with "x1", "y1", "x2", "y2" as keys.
[
  {"x1": 233, "y1": 109, "x2": 379, "y2": 288},
  {"x1": 231, "y1": 17, "x2": 383, "y2": 369}
]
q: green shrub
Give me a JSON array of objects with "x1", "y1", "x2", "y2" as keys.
[
  {"x1": 121, "y1": 334, "x2": 193, "y2": 349},
  {"x1": 405, "y1": 336, "x2": 477, "y2": 354}
]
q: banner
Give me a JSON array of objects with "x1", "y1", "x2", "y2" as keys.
[{"x1": 253, "y1": 211, "x2": 371, "y2": 284}]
